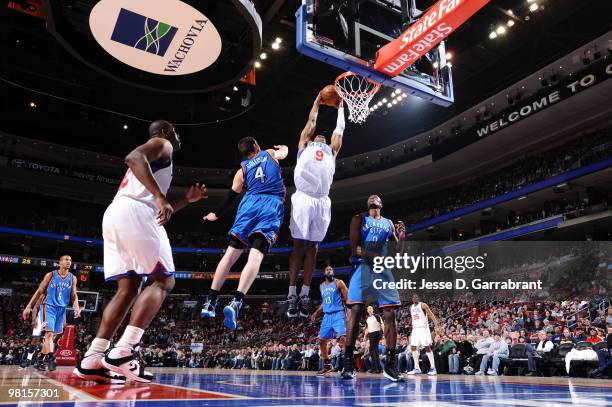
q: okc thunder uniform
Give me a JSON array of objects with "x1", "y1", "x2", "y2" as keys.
[
  {"x1": 40, "y1": 270, "x2": 73, "y2": 334},
  {"x1": 347, "y1": 213, "x2": 401, "y2": 307},
  {"x1": 229, "y1": 150, "x2": 285, "y2": 246},
  {"x1": 290, "y1": 141, "x2": 334, "y2": 243},
  {"x1": 409, "y1": 302, "x2": 433, "y2": 347},
  {"x1": 103, "y1": 157, "x2": 174, "y2": 281},
  {"x1": 319, "y1": 279, "x2": 346, "y2": 339}
]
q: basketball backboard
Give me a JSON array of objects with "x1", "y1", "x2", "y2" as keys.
[{"x1": 296, "y1": 0, "x2": 454, "y2": 106}]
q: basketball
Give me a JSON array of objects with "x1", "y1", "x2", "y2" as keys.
[{"x1": 320, "y1": 84, "x2": 341, "y2": 108}]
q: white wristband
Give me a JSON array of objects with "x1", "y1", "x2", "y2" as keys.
[{"x1": 334, "y1": 107, "x2": 346, "y2": 134}]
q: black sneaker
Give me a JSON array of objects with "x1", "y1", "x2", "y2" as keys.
[
  {"x1": 73, "y1": 353, "x2": 126, "y2": 384},
  {"x1": 298, "y1": 295, "x2": 310, "y2": 318},
  {"x1": 223, "y1": 298, "x2": 243, "y2": 331},
  {"x1": 48, "y1": 355, "x2": 57, "y2": 371},
  {"x1": 36, "y1": 358, "x2": 47, "y2": 372},
  {"x1": 200, "y1": 296, "x2": 217, "y2": 318},
  {"x1": 102, "y1": 346, "x2": 154, "y2": 383},
  {"x1": 317, "y1": 362, "x2": 333, "y2": 377},
  {"x1": 340, "y1": 356, "x2": 356, "y2": 380},
  {"x1": 383, "y1": 353, "x2": 404, "y2": 382},
  {"x1": 286, "y1": 295, "x2": 298, "y2": 318}
]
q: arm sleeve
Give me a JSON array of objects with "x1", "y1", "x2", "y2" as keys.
[
  {"x1": 334, "y1": 107, "x2": 346, "y2": 135},
  {"x1": 215, "y1": 190, "x2": 239, "y2": 217}
]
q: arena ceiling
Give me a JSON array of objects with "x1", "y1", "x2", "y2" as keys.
[{"x1": 0, "y1": 0, "x2": 610, "y2": 169}]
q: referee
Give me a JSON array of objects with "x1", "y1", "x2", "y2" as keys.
[{"x1": 363, "y1": 305, "x2": 383, "y2": 373}]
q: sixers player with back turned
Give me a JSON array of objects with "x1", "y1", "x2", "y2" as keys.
[
  {"x1": 22, "y1": 255, "x2": 80, "y2": 371},
  {"x1": 74, "y1": 120, "x2": 207, "y2": 384},
  {"x1": 201, "y1": 138, "x2": 288, "y2": 331},
  {"x1": 341, "y1": 195, "x2": 406, "y2": 382},
  {"x1": 287, "y1": 93, "x2": 346, "y2": 318},
  {"x1": 310, "y1": 265, "x2": 348, "y2": 376}
]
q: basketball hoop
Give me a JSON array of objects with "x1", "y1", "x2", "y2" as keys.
[{"x1": 334, "y1": 72, "x2": 381, "y2": 124}]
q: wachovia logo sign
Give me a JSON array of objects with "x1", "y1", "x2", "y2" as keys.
[{"x1": 90, "y1": 0, "x2": 222, "y2": 75}]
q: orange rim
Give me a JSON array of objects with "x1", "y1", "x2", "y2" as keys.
[{"x1": 334, "y1": 71, "x2": 381, "y2": 98}]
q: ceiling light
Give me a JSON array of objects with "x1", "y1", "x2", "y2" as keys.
[
  {"x1": 122, "y1": 124, "x2": 129, "y2": 130},
  {"x1": 445, "y1": 52, "x2": 453, "y2": 60},
  {"x1": 433, "y1": 61, "x2": 439, "y2": 68},
  {"x1": 447, "y1": 62, "x2": 453, "y2": 68},
  {"x1": 527, "y1": 0, "x2": 535, "y2": 3},
  {"x1": 225, "y1": 96, "x2": 231, "y2": 102},
  {"x1": 496, "y1": 26, "x2": 506, "y2": 35},
  {"x1": 529, "y1": 3, "x2": 538, "y2": 11},
  {"x1": 275, "y1": 37, "x2": 283, "y2": 44},
  {"x1": 382, "y1": 98, "x2": 387, "y2": 103},
  {"x1": 508, "y1": 9, "x2": 514, "y2": 15},
  {"x1": 489, "y1": 31, "x2": 497, "y2": 39},
  {"x1": 387, "y1": 103, "x2": 392, "y2": 108},
  {"x1": 233, "y1": 86, "x2": 239, "y2": 91},
  {"x1": 254, "y1": 61, "x2": 261, "y2": 68},
  {"x1": 260, "y1": 52, "x2": 267, "y2": 60},
  {"x1": 392, "y1": 100, "x2": 398, "y2": 105},
  {"x1": 271, "y1": 42, "x2": 280, "y2": 50},
  {"x1": 29, "y1": 101, "x2": 36, "y2": 108},
  {"x1": 402, "y1": 93, "x2": 407, "y2": 97},
  {"x1": 507, "y1": 20, "x2": 515, "y2": 27}
]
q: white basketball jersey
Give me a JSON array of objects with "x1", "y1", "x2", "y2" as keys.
[
  {"x1": 410, "y1": 302, "x2": 429, "y2": 329},
  {"x1": 294, "y1": 141, "x2": 335, "y2": 196},
  {"x1": 114, "y1": 158, "x2": 173, "y2": 210}
]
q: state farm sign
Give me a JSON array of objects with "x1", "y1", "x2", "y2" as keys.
[{"x1": 374, "y1": 0, "x2": 489, "y2": 76}]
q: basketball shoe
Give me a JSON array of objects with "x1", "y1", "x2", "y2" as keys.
[
  {"x1": 286, "y1": 294, "x2": 298, "y2": 318},
  {"x1": 317, "y1": 360, "x2": 334, "y2": 376},
  {"x1": 201, "y1": 296, "x2": 217, "y2": 318},
  {"x1": 298, "y1": 295, "x2": 310, "y2": 318},
  {"x1": 340, "y1": 355, "x2": 357, "y2": 380},
  {"x1": 73, "y1": 353, "x2": 126, "y2": 384},
  {"x1": 383, "y1": 351, "x2": 405, "y2": 382},
  {"x1": 223, "y1": 298, "x2": 243, "y2": 331},
  {"x1": 102, "y1": 345, "x2": 154, "y2": 383}
]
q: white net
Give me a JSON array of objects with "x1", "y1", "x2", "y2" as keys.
[{"x1": 334, "y1": 72, "x2": 381, "y2": 124}]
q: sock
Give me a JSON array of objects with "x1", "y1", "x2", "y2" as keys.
[
  {"x1": 208, "y1": 289, "x2": 219, "y2": 302},
  {"x1": 426, "y1": 351, "x2": 435, "y2": 369},
  {"x1": 412, "y1": 351, "x2": 420, "y2": 370},
  {"x1": 85, "y1": 338, "x2": 110, "y2": 357},
  {"x1": 116, "y1": 326, "x2": 145, "y2": 348},
  {"x1": 288, "y1": 286, "x2": 297, "y2": 297},
  {"x1": 299, "y1": 285, "x2": 310, "y2": 297},
  {"x1": 233, "y1": 290, "x2": 245, "y2": 302}
]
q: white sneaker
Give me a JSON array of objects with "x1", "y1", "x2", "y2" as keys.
[
  {"x1": 475, "y1": 371, "x2": 485, "y2": 376},
  {"x1": 102, "y1": 346, "x2": 154, "y2": 383},
  {"x1": 73, "y1": 353, "x2": 126, "y2": 384},
  {"x1": 487, "y1": 368, "x2": 495, "y2": 375},
  {"x1": 407, "y1": 368, "x2": 421, "y2": 375},
  {"x1": 427, "y1": 368, "x2": 437, "y2": 376}
]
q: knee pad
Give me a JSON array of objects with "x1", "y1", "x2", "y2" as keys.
[{"x1": 249, "y1": 234, "x2": 270, "y2": 254}]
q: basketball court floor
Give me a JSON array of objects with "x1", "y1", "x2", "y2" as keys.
[{"x1": 1, "y1": 367, "x2": 610, "y2": 406}]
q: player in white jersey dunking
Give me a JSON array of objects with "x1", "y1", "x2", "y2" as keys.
[
  {"x1": 407, "y1": 294, "x2": 440, "y2": 376},
  {"x1": 73, "y1": 120, "x2": 207, "y2": 384},
  {"x1": 287, "y1": 93, "x2": 345, "y2": 318}
]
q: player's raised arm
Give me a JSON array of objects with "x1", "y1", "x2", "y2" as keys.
[
  {"x1": 22, "y1": 272, "x2": 52, "y2": 321},
  {"x1": 125, "y1": 137, "x2": 174, "y2": 225},
  {"x1": 330, "y1": 101, "x2": 346, "y2": 157},
  {"x1": 391, "y1": 220, "x2": 406, "y2": 252},
  {"x1": 267, "y1": 145, "x2": 289, "y2": 162},
  {"x1": 299, "y1": 94, "x2": 322, "y2": 151},
  {"x1": 171, "y1": 183, "x2": 208, "y2": 213},
  {"x1": 204, "y1": 169, "x2": 244, "y2": 222}
]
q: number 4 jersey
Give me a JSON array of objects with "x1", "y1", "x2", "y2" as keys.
[{"x1": 294, "y1": 142, "x2": 335, "y2": 197}]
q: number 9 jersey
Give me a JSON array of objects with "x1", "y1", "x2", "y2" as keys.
[{"x1": 294, "y1": 142, "x2": 335, "y2": 197}]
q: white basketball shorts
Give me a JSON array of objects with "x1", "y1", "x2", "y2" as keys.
[
  {"x1": 410, "y1": 327, "x2": 433, "y2": 348},
  {"x1": 102, "y1": 197, "x2": 175, "y2": 281},
  {"x1": 289, "y1": 190, "x2": 331, "y2": 243}
]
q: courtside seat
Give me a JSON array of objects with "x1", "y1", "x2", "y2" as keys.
[
  {"x1": 502, "y1": 344, "x2": 528, "y2": 376},
  {"x1": 568, "y1": 341, "x2": 599, "y2": 377},
  {"x1": 551, "y1": 343, "x2": 575, "y2": 376}
]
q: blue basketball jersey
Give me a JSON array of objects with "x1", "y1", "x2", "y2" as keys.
[
  {"x1": 44, "y1": 270, "x2": 73, "y2": 308},
  {"x1": 320, "y1": 279, "x2": 343, "y2": 313},
  {"x1": 241, "y1": 150, "x2": 285, "y2": 198},
  {"x1": 361, "y1": 212, "x2": 393, "y2": 256}
]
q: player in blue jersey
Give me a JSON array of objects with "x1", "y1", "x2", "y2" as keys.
[
  {"x1": 310, "y1": 265, "x2": 348, "y2": 376},
  {"x1": 22, "y1": 255, "x2": 80, "y2": 372},
  {"x1": 201, "y1": 137, "x2": 288, "y2": 330},
  {"x1": 340, "y1": 195, "x2": 406, "y2": 382}
]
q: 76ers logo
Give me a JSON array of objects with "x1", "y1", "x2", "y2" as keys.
[{"x1": 118, "y1": 169, "x2": 132, "y2": 190}]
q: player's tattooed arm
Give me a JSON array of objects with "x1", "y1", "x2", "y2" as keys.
[
  {"x1": 299, "y1": 93, "x2": 322, "y2": 151},
  {"x1": 330, "y1": 100, "x2": 345, "y2": 156},
  {"x1": 22, "y1": 272, "x2": 52, "y2": 321},
  {"x1": 350, "y1": 214, "x2": 363, "y2": 258},
  {"x1": 204, "y1": 171, "x2": 243, "y2": 221},
  {"x1": 125, "y1": 138, "x2": 174, "y2": 225}
]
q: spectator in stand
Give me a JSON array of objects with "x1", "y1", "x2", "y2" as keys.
[
  {"x1": 436, "y1": 335, "x2": 456, "y2": 373},
  {"x1": 587, "y1": 327, "x2": 603, "y2": 344},
  {"x1": 558, "y1": 328, "x2": 576, "y2": 346},
  {"x1": 606, "y1": 308, "x2": 612, "y2": 326},
  {"x1": 468, "y1": 330, "x2": 493, "y2": 374},
  {"x1": 551, "y1": 326, "x2": 564, "y2": 344},
  {"x1": 591, "y1": 325, "x2": 612, "y2": 378},
  {"x1": 574, "y1": 327, "x2": 587, "y2": 342},
  {"x1": 526, "y1": 331, "x2": 554, "y2": 376},
  {"x1": 397, "y1": 337, "x2": 413, "y2": 374},
  {"x1": 476, "y1": 332, "x2": 508, "y2": 376}
]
